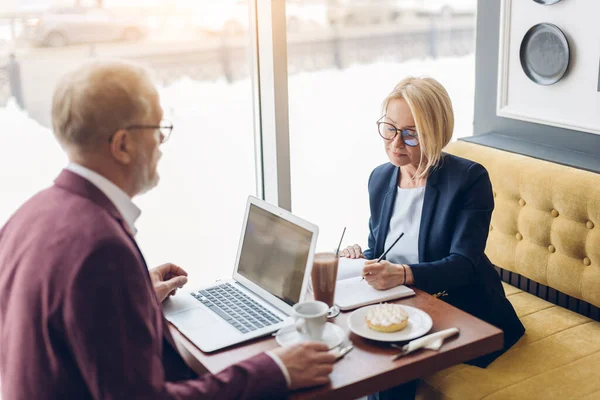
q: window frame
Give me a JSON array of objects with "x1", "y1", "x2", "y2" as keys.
[{"x1": 251, "y1": 0, "x2": 293, "y2": 211}]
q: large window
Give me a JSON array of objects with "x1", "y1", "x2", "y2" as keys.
[
  {"x1": 0, "y1": 1, "x2": 257, "y2": 285},
  {"x1": 0, "y1": 1, "x2": 478, "y2": 276},
  {"x1": 0, "y1": 1, "x2": 478, "y2": 277},
  {"x1": 0, "y1": 1, "x2": 478, "y2": 393},
  {"x1": 286, "y1": 0, "x2": 477, "y2": 249}
]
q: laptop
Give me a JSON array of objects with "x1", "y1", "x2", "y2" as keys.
[{"x1": 163, "y1": 196, "x2": 319, "y2": 352}]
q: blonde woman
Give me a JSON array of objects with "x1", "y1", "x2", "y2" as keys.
[{"x1": 341, "y1": 77, "x2": 524, "y2": 399}]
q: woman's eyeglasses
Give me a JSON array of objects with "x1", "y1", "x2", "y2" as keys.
[{"x1": 376, "y1": 118, "x2": 419, "y2": 147}]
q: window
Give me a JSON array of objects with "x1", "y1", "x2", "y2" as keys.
[
  {"x1": 1, "y1": 1, "x2": 478, "y2": 280},
  {"x1": 285, "y1": 0, "x2": 477, "y2": 249},
  {"x1": 0, "y1": 1, "x2": 479, "y2": 393},
  {"x1": 0, "y1": 2, "x2": 258, "y2": 285}
]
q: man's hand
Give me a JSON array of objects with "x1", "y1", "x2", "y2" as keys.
[
  {"x1": 149, "y1": 263, "x2": 188, "y2": 303},
  {"x1": 271, "y1": 342, "x2": 336, "y2": 390}
]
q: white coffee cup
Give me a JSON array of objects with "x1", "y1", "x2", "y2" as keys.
[{"x1": 292, "y1": 300, "x2": 328, "y2": 341}]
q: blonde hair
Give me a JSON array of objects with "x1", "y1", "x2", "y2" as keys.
[
  {"x1": 382, "y1": 76, "x2": 454, "y2": 179},
  {"x1": 51, "y1": 60, "x2": 157, "y2": 151}
]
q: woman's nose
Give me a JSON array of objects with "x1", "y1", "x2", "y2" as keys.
[{"x1": 392, "y1": 133, "x2": 405, "y2": 148}]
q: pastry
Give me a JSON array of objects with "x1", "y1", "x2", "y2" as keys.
[{"x1": 365, "y1": 304, "x2": 408, "y2": 333}]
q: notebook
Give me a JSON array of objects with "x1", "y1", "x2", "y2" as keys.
[{"x1": 334, "y1": 258, "x2": 415, "y2": 310}]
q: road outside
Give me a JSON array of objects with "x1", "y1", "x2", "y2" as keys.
[{"x1": 1, "y1": 9, "x2": 474, "y2": 127}]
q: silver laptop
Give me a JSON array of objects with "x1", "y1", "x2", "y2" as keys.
[{"x1": 163, "y1": 196, "x2": 319, "y2": 352}]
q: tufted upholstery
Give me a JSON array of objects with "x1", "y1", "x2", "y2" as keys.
[
  {"x1": 416, "y1": 142, "x2": 600, "y2": 400},
  {"x1": 418, "y1": 282, "x2": 600, "y2": 399},
  {"x1": 443, "y1": 141, "x2": 600, "y2": 308}
]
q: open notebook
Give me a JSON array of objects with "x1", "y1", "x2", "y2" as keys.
[{"x1": 333, "y1": 258, "x2": 415, "y2": 310}]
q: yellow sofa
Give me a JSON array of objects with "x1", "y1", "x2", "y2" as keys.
[{"x1": 417, "y1": 141, "x2": 600, "y2": 400}]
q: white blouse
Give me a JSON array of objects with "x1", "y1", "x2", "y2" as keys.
[{"x1": 383, "y1": 186, "x2": 425, "y2": 265}]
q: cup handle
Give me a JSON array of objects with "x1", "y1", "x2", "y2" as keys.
[{"x1": 295, "y1": 318, "x2": 306, "y2": 335}]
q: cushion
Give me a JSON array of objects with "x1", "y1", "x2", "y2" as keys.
[
  {"x1": 444, "y1": 142, "x2": 600, "y2": 308},
  {"x1": 417, "y1": 282, "x2": 600, "y2": 400}
]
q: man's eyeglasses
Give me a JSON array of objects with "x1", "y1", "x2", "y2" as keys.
[
  {"x1": 126, "y1": 120, "x2": 174, "y2": 144},
  {"x1": 377, "y1": 117, "x2": 419, "y2": 147},
  {"x1": 110, "y1": 120, "x2": 174, "y2": 144}
]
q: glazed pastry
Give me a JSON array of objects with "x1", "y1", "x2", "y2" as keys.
[{"x1": 365, "y1": 304, "x2": 408, "y2": 332}]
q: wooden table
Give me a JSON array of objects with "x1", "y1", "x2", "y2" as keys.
[{"x1": 169, "y1": 288, "x2": 503, "y2": 399}]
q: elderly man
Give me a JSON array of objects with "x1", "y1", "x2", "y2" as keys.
[{"x1": 0, "y1": 61, "x2": 335, "y2": 399}]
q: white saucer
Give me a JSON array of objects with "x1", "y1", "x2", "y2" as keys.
[
  {"x1": 275, "y1": 322, "x2": 345, "y2": 349},
  {"x1": 347, "y1": 304, "x2": 433, "y2": 342}
]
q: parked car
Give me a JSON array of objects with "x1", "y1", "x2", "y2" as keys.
[
  {"x1": 416, "y1": 0, "x2": 477, "y2": 16},
  {"x1": 23, "y1": 7, "x2": 148, "y2": 47},
  {"x1": 286, "y1": 0, "x2": 329, "y2": 33},
  {"x1": 186, "y1": 0, "x2": 328, "y2": 36},
  {"x1": 327, "y1": 0, "x2": 421, "y2": 26},
  {"x1": 327, "y1": 0, "x2": 475, "y2": 26}
]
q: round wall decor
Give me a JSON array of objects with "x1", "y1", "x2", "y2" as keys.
[
  {"x1": 533, "y1": 0, "x2": 563, "y2": 5},
  {"x1": 520, "y1": 23, "x2": 570, "y2": 85}
]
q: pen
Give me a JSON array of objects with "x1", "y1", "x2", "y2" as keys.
[{"x1": 361, "y1": 232, "x2": 405, "y2": 281}]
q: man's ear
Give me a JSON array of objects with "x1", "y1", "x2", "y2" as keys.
[{"x1": 109, "y1": 129, "x2": 134, "y2": 165}]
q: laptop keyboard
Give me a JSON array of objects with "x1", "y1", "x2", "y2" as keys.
[{"x1": 191, "y1": 283, "x2": 283, "y2": 334}]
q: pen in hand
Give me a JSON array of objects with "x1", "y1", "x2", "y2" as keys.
[{"x1": 361, "y1": 232, "x2": 405, "y2": 281}]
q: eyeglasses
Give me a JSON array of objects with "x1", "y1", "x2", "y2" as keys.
[
  {"x1": 377, "y1": 117, "x2": 419, "y2": 147},
  {"x1": 126, "y1": 120, "x2": 174, "y2": 144},
  {"x1": 110, "y1": 120, "x2": 174, "y2": 144}
]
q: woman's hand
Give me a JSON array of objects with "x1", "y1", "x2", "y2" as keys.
[
  {"x1": 362, "y1": 261, "x2": 413, "y2": 290},
  {"x1": 340, "y1": 244, "x2": 365, "y2": 259}
]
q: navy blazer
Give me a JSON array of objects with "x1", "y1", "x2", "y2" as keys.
[{"x1": 364, "y1": 153, "x2": 524, "y2": 366}]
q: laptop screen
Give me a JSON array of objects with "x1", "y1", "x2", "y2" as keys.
[{"x1": 237, "y1": 204, "x2": 313, "y2": 306}]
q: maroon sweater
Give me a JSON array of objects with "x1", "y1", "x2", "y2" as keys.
[{"x1": 0, "y1": 170, "x2": 287, "y2": 399}]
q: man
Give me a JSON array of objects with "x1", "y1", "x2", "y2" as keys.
[{"x1": 0, "y1": 61, "x2": 335, "y2": 399}]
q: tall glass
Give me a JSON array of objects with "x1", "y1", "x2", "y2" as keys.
[{"x1": 311, "y1": 252, "x2": 340, "y2": 318}]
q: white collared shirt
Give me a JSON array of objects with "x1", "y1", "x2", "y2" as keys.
[{"x1": 66, "y1": 163, "x2": 141, "y2": 236}]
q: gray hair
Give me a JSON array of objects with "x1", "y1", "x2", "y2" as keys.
[{"x1": 51, "y1": 60, "x2": 157, "y2": 151}]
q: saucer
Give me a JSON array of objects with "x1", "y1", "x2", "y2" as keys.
[{"x1": 275, "y1": 322, "x2": 345, "y2": 349}]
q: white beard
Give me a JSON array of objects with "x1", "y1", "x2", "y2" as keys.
[{"x1": 133, "y1": 149, "x2": 160, "y2": 196}]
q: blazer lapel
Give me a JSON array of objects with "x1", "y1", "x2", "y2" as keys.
[
  {"x1": 419, "y1": 165, "x2": 441, "y2": 262},
  {"x1": 377, "y1": 167, "x2": 399, "y2": 258},
  {"x1": 118, "y1": 219, "x2": 181, "y2": 352},
  {"x1": 54, "y1": 170, "x2": 180, "y2": 355},
  {"x1": 112, "y1": 216, "x2": 181, "y2": 356}
]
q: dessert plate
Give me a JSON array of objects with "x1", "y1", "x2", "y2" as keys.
[{"x1": 347, "y1": 305, "x2": 432, "y2": 342}]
